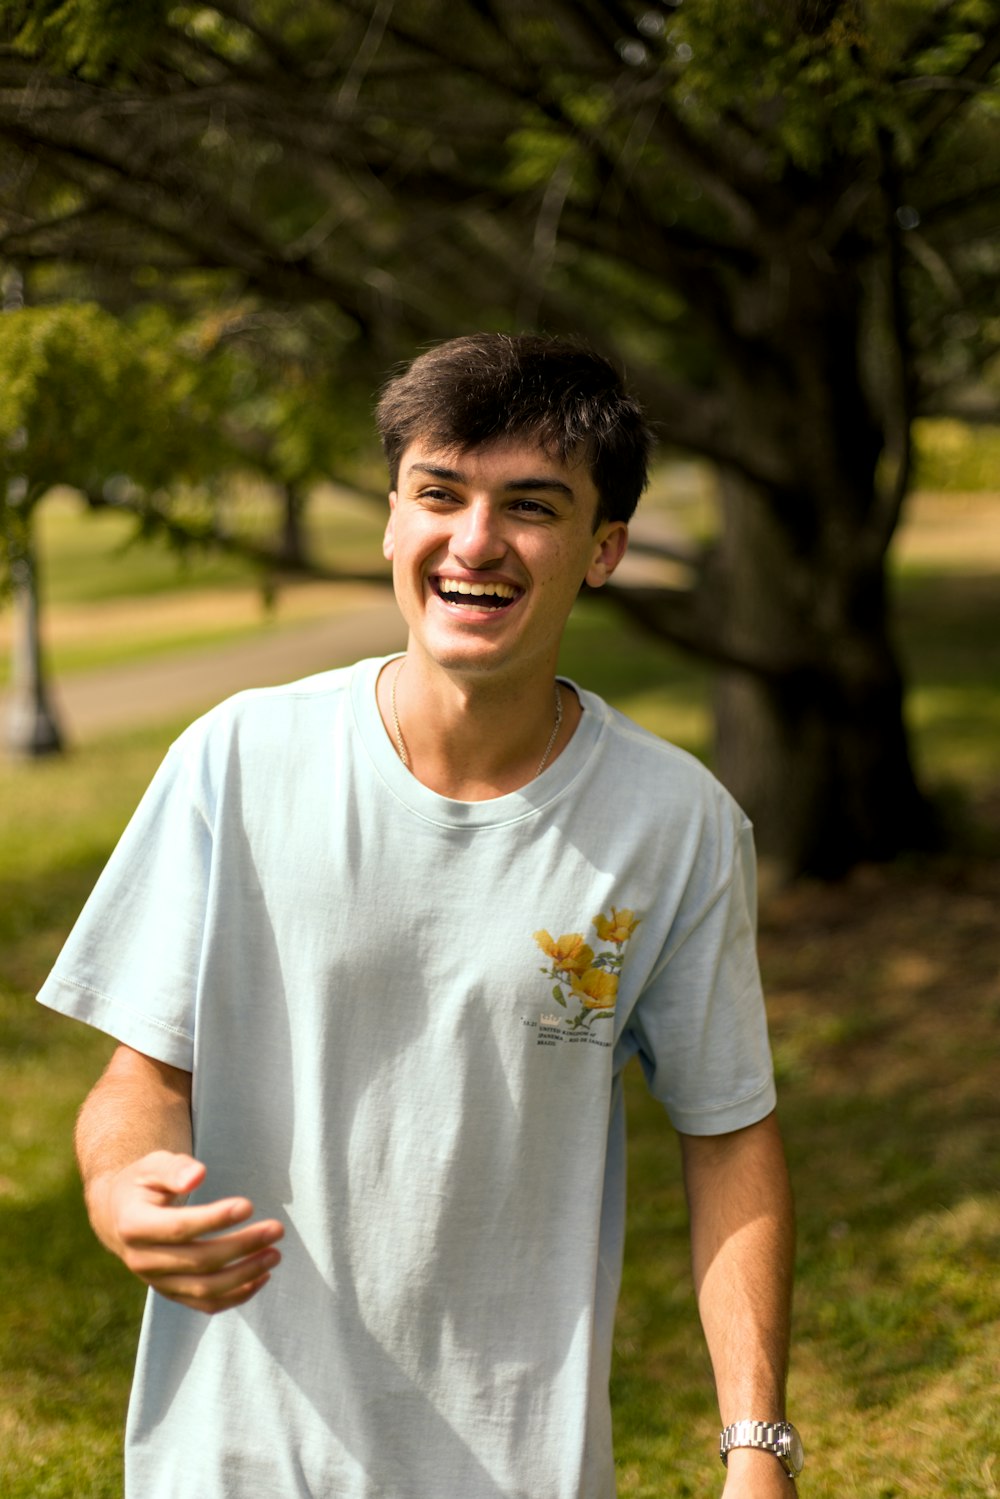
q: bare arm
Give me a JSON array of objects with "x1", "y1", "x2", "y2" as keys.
[
  {"x1": 680, "y1": 1111, "x2": 797, "y2": 1496},
  {"x1": 76, "y1": 1043, "x2": 283, "y2": 1315}
]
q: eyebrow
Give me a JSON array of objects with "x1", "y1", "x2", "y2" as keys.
[{"x1": 408, "y1": 464, "x2": 575, "y2": 499}]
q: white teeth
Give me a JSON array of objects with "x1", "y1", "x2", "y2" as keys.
[{"x1": 438, "y1": 579, "x2": 516, "y2": 599}]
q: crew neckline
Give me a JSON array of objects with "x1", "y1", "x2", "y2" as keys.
[{"x1": 350, "y1": 655, "x2": 605, "y2": 829}]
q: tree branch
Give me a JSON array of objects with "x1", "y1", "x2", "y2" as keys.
[
  {"x1": 603, "y1": 581, "x2": 810, "y2": 681},
  {"x1": 861, "y1": 140, "x2": 916, "y2": 567},
  {"x1": 88, "y1": 490, "x2": 392, "y2": 589},
  {"x1": 203, "y1": 0, "x2": 308, "y2": 75},
  {"x1": 909, "y1": 21, "x2": 1000, "y2": 151},
  {"x1": 369, "y1": 0, "x2": 764, "y2": 274},
  {"x1": 0, "y1": 121, "x2": 374, "y2": 322}
]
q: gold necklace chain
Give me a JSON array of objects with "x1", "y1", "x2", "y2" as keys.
[
  {"x1": 390, "y1": 657, "x2": 411, "y2": 769},
  {"x1": 390, "y1": 658, "x2": 563, "y2": 779}
]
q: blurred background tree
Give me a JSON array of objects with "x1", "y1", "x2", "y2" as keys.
[
  {"x1": 1, "y1": 0, "x2": 998, "y2": 876},
  {"x1": 0, "y1": 292, "x2": 387, "y2": 753},
  {"x1": 0, "y1": 296, "x2": 238, "y2": 753}
]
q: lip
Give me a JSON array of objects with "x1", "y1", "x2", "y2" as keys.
[{"x1": 429, "y1": 573, "x2": 525, "y2": 616}]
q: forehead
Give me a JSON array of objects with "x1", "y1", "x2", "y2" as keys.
[{"x1": 397, "y1": 436, "x2": 596, "y2": 494}]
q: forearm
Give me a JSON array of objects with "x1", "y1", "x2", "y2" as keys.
[
  {"x1": 76, "y1": 1044, "x2": 194, "y2": 1251},
  {"x1": 681, "y1": 1112, "x2": 795, "y2": 1425}
]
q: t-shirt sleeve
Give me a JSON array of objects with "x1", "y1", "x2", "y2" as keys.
[
  {"x1": 36, "y1": 731, "x2": 212, "y2": 1070},
  {"x1": 629, "y1": 808, "x2": 776, "y2": 1136}
]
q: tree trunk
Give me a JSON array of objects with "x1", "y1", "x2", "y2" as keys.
[
  {"x1": 710, "y1": 467, "x2": 934, "y2": 883},
  {"x1": 5, "y1": 506, "x2": 64, "y2": 757},
  {"x1": 682, "y1": 223, "x2": 939, "y2": 882},
  {"x1": 277, "y1": 482, "x2": 309, "y2": 569}
]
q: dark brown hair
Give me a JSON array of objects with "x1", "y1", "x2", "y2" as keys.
[{"x1": 375, "y1": 333, "x2": 652, "y2": 527}]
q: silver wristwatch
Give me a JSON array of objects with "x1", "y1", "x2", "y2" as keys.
[{"x1": 720, "y1": 1419, "x2": 804, "y2": 1478}]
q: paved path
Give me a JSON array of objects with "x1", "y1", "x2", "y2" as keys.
[{"x1": 2, "y1": 594, "x2": 408, "y2": 745}]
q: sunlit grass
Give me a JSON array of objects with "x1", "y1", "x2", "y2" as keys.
[
  {"x1": 893, "y1": 570, "x2": 1000, "y2": 790},
  {"x1": 28, "y1": 482, "x2": 388, "y2": 607},
  {"x1": 906, "y1": 683, "x2": 1000, "y2": 782},
  {"x1": 34, "y1": 490, "x2": 258, "y2": 605},
  {"x1": 559, "y1": 597, "x2": 711, "y2": 759}
]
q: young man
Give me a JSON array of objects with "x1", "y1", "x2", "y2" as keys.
[{"x1": 40, "y1": 334, "x2": 801, "y2": 1497}]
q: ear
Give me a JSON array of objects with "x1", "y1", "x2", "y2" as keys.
[
  {"x1": 585, "y1": 522, "x2": 628, "y2": 589},
  {"x1": 382, "y1": 492, "x2": 397, "y2": 561}
]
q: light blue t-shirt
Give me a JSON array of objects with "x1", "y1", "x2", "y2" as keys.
[{"x1": 38, "y1": 656, "x2": 775, "y2": 1498}]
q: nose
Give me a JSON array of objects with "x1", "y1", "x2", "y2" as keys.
[{"x1": 452, "y1": 499, "x2": 506, "y2": 569}]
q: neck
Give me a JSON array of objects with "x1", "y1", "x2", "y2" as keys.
[{"x1": 377, "y1": 653, "x2": 579, "y2": 800}]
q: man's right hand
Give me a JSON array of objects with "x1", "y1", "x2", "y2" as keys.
[{"x1": 88, "y1": 1150, "x2": 284, "y2": 1315}]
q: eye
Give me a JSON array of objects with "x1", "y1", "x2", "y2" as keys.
[{"x1": 511, "y1": 498, "x2": 556, "y2": 517}]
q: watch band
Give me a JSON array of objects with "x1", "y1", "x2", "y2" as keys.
[{"x1": 720, "y1": 1418, "x2": 804, "y2": 1478}]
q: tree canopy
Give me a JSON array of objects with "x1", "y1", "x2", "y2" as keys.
[
  {"x1": 2, "y1": 0, "x2": 999, "y2": 873},
  {"x1": 0, "y1": 301, "x2": 226, "y2": 500},
  {"x1": 2, "y1": 1, "x2": 996, "y2": 412}
]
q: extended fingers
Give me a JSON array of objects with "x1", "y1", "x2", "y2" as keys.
[
  {"x1": 121, "y1": 1216, "x2": 284, "y2": 1277},
  {"x1": 168, "y1": 1270, "x2": 275, "y2": 1316},
  {"x1": 119, "y1": 1193, "x2": 259, "y2": 1247},
  {"x1": 148, "y1": 1244, "x2": 283, "y2": 1314}
]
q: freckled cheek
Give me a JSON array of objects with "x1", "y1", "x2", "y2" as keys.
[
  {"x1": 535, "y1": 545, "x2": 576, "y2": 580},
  {"x1": 536, "y1": 552, "x2": 590, "y2": 594}
]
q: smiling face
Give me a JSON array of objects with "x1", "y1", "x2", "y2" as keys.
[{"x1": 383, "y1": 437, "x2": 628, "y2": 687}]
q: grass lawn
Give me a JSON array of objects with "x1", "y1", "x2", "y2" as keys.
[
  {"x1": 0, "y1": 725, "x2": 181, "y2": 1498},
  {"x1": 1, "y1": 485, "x2": 998, "y2": 1496}
]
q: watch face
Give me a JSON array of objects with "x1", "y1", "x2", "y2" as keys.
[{"x1": 781, "y1": 1425, "x2": 805, "y2": 1474}]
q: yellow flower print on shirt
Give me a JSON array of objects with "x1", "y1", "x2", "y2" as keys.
[
  {"x1": 533, "y1": 931, "x2": 594, "y2": 976},
  {"x1": 593, "y1": 907, "x2": 641, "y2": 946},
  {"x1": 533, "y1": 905, "x2": 642, "y2": 1028},
  {"x1": 571, "y1": 968, "x2": 619, "y2": 1009}
]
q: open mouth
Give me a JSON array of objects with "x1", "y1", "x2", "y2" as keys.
[{"x1": 433, "y1": 578, "x2": 521, "y2": 611}]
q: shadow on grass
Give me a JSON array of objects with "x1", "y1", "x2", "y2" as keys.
[
  {"x1": 0, "y1": 851, "x2": 112, "y2": 1057},
  {"x1": 1, "y1": 1172, "x2": 143, "y2": 1388},
  {"x1": 760, "y1": 851, "x2": 999, "y2": 1415},
  {"x1": 0, "y1": 1171, "x2": 143, "y2": 1498}
]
